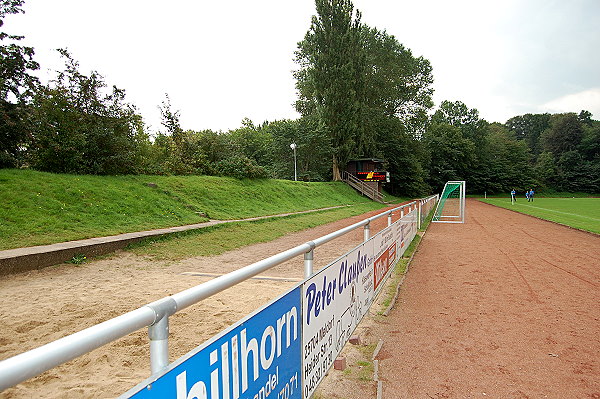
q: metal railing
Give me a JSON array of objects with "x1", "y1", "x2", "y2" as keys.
[
  {"x1": 0, "y1": 201, "x2": 420, "y2": 392},
  {"x1": 417, "y1": 194, "x2": 439, "y2": 229},
  {"x1": 341, "y1": 171, "x2": 384, "y2": 203}
]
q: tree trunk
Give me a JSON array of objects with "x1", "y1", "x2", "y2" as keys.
[{"x1": 332, "y1": 155, "x2": 342, "y2": 181}]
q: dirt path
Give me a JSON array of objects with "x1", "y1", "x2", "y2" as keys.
[
  {"x1": 376, "y1": 199, "x2": 600, "y2": 398},
  {"x1": 0, "y1": 206, "x2": 394, "y2": 398}
]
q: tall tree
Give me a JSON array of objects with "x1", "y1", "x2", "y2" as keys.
[
  {"x1": 294, "y1": 0, "x2": 364, "y2": 180},
  {"x1": 0, "y1": 0, "x2": 39, "y2": 167}
]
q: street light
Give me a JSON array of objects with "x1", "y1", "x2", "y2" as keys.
[{"x1": 290, "y1": 143, "x2": 297, "y2": 181}]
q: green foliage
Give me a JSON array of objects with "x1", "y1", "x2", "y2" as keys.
[
  {"x1": 295, "y1": 0, "x2": 365, "y2": 177},
  {"x1": 66, "y1": 254, "x2": 87, "y2": 265},
  {"x1": 423, "y1": 122, "x2": 475, "y2": 192},
  {"x1": 505, "y1": 113, "x2": 551, "y2": 160},
  {"x1": 0, "y1": 169, "x2": 374, "y2": 250},
  {"x1": 0, "y1": 0, "x2": 39, "y2": 167},
  {"x1": 216, "y1": 155, "x2": 269, "y2": 179},
  {"x1": 264, "y1": 117, "x2": 332, "y2": 181},
  {"x1": 541, "y1": 113, "x2": 584, "y2": 156},
  {"x1": 294, "y1": 2, "x2": 434, "y2": 189},
  {"x1": 28, "y1": 49, "x2": 148, "y2": 174}
]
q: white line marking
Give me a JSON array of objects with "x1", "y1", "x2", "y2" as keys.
[{"x1": 519, "y1": 204, "x2": 600, "y2": 222}]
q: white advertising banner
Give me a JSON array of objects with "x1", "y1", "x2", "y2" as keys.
[
  {"x1": 301, "y1": 241, "x2": 374, "y2": 398},
  {"x1": 300, "y1": 207, "x2": 418, "y2": 398}
]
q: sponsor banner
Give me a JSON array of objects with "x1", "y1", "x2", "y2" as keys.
[
  {"x1": 356, "y1": 171, "x2": 386, "y2": 182},
  {"x1": 372, "y1": 226, "x2": 395, "y2": 295},
  {"x1": 122, "y1": 286, "x2": 302, "y2": 399},
  {"x1": 373, "y1": 243, "x2": 396, "y2": 294},
  {"x1": 396, "y1": 208, "x2": 417, "y2": 258},
  {"x1": 301, "y1": 242, "x2": 374, "y2": 398}
]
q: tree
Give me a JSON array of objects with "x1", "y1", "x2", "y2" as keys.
[
  {"x1": 263, "y1": 117, "x2": 332, "y2": 181},
  {"x1": 505, "y1": 113, "x2": 551, "y2": 160},
  {"x1": 295, "y1": 0, "x2": 365, "y2": 180},
  {"x1": 429, "y1": 100, "x2": 490, "y2": 192},
  {"x1": 540, "y1": 113, "x2": 584, "y2": 157},
  {"x1": 0, "y1": 0, "x2": 39, "y2": 167},
  {"x1": 423, "y1": 122, "x2": 475, "y2": 193},
  {"x1": 29, "y1": 50, "x2": 147, "y2": 174}
]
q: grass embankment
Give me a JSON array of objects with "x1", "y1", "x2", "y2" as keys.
[
  {"x1": 128, "y1": 202, "x2": 383, "y2": 260},
  {"x1": 0, "y1": 169, "x2": 383, "y2": 250},
  {"x1": 480, "y1": 197, "x2": 600, "y2": 234}
]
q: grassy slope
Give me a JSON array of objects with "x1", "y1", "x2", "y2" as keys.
[
  {"x1": 480, "y1": 197, "x2": 600, "y2": 234},
  {"x1": 128, "y1": 203, "x2": 383, "y2": 260},
  {"x1": 0, "y1": 169, "x2": 380, "y2": 250}
]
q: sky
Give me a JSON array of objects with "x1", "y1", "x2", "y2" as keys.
[{"x1": 6, "y1": 0, "x2": 600, "y2": 133}]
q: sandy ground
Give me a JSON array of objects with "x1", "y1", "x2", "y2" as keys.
[
  {"x1": 375, "y1": 199, "x2": 600, "y2": 398},
  {"x1": 0, "y1": 206, "x2": 394, "y2": 398}
]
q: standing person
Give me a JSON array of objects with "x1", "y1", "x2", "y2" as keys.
[
  {"x1": 529, "y1": 188, "x2": 535, "y2": 202},
  {"x1": 511, "y1": 189, "x2": 516, "y2": 204},
  {"x1": 526, "y1": 190, "x2": 530, "y2": 202}
]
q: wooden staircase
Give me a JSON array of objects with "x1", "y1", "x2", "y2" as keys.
[{"x1": 341, "y1": 171, "x2": 384, "y2": 203}]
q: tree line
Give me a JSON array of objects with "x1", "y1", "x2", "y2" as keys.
[{"x1": 1, "y1": 0, "x2": 598, "y2": 195}]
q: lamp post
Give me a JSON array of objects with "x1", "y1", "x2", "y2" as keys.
[{"x1": 290, "y1": 143, "x2": 297, "y2": 181}]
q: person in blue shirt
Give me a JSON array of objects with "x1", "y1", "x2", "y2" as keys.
[
  {"x1": 526, "y1": 190, "x2": 530, "y2": 201},
  {"x1": 511, "y1": 189, "x2": 516, "y2": 204},
  {"x1": 529, "y1": 189, "x2": 535, "y2": 202}
]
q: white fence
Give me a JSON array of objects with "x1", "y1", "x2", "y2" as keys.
[{"x1": 0, "y1": 199, "x2": 435, "y2": 397}]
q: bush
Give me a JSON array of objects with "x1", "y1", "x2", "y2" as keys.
[{"x1": 216, "y1": 155, "x2": 269, "y2": 179}]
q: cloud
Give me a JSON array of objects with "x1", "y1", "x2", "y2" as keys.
[{"x1": 539, "y1": 88, "x2": 600, "y2": 119}]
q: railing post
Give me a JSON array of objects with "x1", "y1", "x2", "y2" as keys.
[
  {"x1": 363, "y1": 222, "x2": 370, "y2": 241},
  {"x1": 417, "y1": 200, "x2": 422, "y2": 230},
  {"x1": 304, "y1": 248, "x2": 314, "y2": 279},
  {"x1": 387, "y1": 211, "x2": 393, "y2": 227},
  {"x1": 149, "y1": 316, "x2": 169, "y2": 374},
  {"x1": 147, "y1": 297, "x2": 177, "y2": 375},
  {"x1": 401, "y1": 208, "x2": 404, "y2": 218}
]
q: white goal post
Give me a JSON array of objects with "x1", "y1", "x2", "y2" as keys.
[{"x1": 432, "y1": 181, "x2": 466, "y2": 223}]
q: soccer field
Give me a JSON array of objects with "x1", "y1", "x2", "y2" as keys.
[{"x1": 480, "y1": 197, "x2": 600, "y2": 234}]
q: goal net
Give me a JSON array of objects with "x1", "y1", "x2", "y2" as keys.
[{"x1": 432, "y1": 181, "x2": 465, "y2": 223}]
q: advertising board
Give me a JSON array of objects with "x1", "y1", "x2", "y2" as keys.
[
  {"x1": 301, "y1": 242, "x2": 374, "y2": 398},
  {"x1": 122, "y1": 286, "x2": 302, "y2": 399}
]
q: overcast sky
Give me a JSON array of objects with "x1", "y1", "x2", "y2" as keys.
[{"x1": 7, "y1": 0, "x2": 600, "y2": 133}]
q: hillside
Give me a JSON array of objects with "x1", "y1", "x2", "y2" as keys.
[{"x1": 0, "y1": 169, "x2": 379, "y2": 250}]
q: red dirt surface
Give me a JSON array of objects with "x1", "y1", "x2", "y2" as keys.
[{"x1": 376, "y1": 199, "x2": 600, "y2": 398}]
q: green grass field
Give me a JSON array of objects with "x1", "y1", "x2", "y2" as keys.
[
  {"x1": 0, "y1": 169, "x2": 393, "y2": 250},
  {"x1": 480, "y1": 197, "x2": 600, "y2": 234}
]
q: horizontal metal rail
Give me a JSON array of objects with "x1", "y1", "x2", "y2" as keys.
[{"x1": 0, "y1": 201, "x2": 417, "y2": 392}]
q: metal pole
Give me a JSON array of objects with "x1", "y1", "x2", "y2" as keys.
[
  {"x1": 387, "y1": 212, "x2": 392, "y2": 227},
  {"x1": 149, "y1": 317, "x2": 169, "y2": 374},
  {"x1": 363, "y1": 222, "x2": 370, "y2": 241},
  {"x1": 304, "y1": 249, "x2": 314, "y2": 279},
  {"x1": 293, "y1": 146, "x2": 297, "y2": 181},
  {"x1": 417, "y1": 200, "x2": 421, "y2": 230},
  {"x1": 290, "y1": 143, "x2": 297, "y2": 181}
]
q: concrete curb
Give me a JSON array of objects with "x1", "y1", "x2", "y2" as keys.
[{"x1": 0, "y1": 205, "x2": 350, "y2": 276}]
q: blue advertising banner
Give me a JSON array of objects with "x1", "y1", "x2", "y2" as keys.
[{"x1": 122, "y1": 286, "x2": 302, "y2": 399}]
